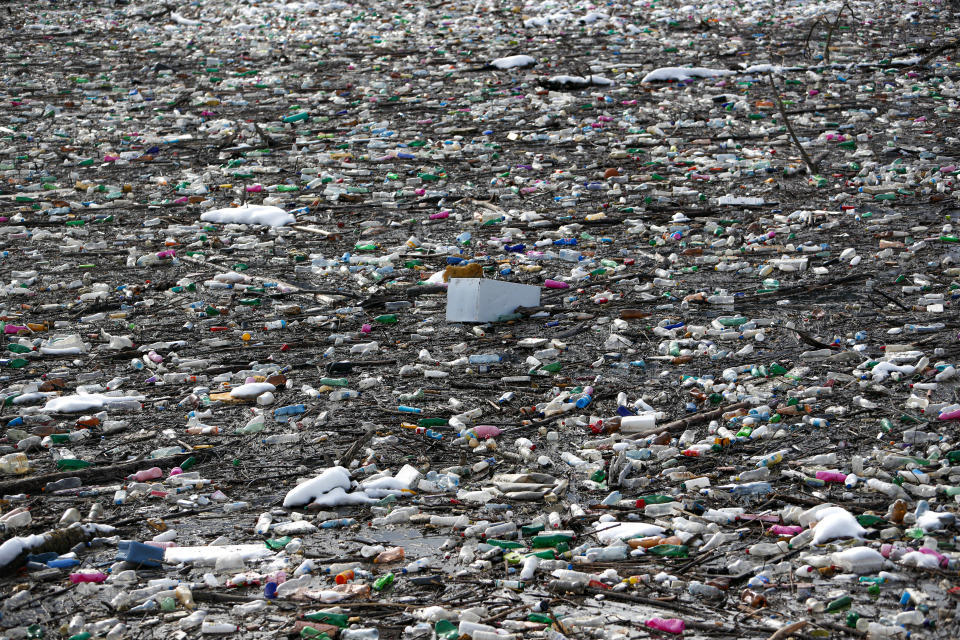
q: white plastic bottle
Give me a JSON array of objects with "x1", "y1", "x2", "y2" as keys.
[{"x1": 201, "y1": 620, "x2": 240, "y2": 634}]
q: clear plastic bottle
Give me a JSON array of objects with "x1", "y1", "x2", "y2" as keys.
[
  {"x1": 688, "y1": 581, "x2": 723, "y2": 599},
  {"x1": 255, "y1": 512, "x2": 272, "y2": 535},
  {"x1": 0, "y1": 509, "x2": 32, "y2": 531},
  {"x1": 262, "y1": 434, "x2": 299, "y2": 445},
  {"x1": 401, "y1": 557, "x2": 432, "y2": 574},
  {"x1": 200, "y1": 620, "x2": 239, "y2": 634},
  {"x1": 0, "y1": 452, "x2": 30, "y2": 474},
  {"x1": 747, "y1": 542, "x2": 788, "y2": 557}
]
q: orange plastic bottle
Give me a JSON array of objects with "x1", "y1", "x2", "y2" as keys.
[{"x1": 890, "y1": 499, "x2": 907, "y2": 524}]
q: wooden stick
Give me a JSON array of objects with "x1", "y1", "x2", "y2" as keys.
[
  {"x1": 626, "y1": 402, "x2": 749, "y2": 440},
  {"x1": 0, "y1": 444, "x2": 228, "y2": 496},
  {"x1": 768, "y1": 73, "x2": 819, "y2": 176},
  {"x1": 767, "y1": 620, "x2": 809, "y2": 640},
  {"x1": 916, "y1": 38, "x2": 960, "y2": 67}
]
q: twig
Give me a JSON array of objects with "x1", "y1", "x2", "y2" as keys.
[
  {"x1": 0, "y1": 443, "x2": 230, "y2": 495},
  {"x1": 915, "y1": 38, "x2": 960, "y2": 68},
  {"x1": 874, "y1": 288, "x2": 911, "y2": 312},
  {"x1": 823, "y1": 3, "x2": 855, "y2": 64},
  {"x1": 767, "y1": 621, "x2": 808, "y2": 640},
  {"x1": 767, "y1": 72, "x2": 818, "y2": 176},
  {"x1": 802, "y1": 16, "x2": 823, "y2": 58},
  {"x1": 626, "y1": 401, "x2": 749, "y2": 440},
  {"x1": 338, "y1": 425, "x2": 375, "y2": 467}
]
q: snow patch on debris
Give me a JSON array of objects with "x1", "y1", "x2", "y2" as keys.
[
  {"x1": 490, "y1": 55, "x2": 536, "y2": 70},
  {"x1": 43, "y1": 393, "x2": 145, "y2": 413},
  {"x1": 594, "y1": 521, "x2": 665, "y2": 544},
  {"x1": 200, "y1": 204, "x2": 296, "y2": 227},
  {"x1": 546, "y1": 75, "x2": 615, "y2": 87},
  {"x1": 641, "y1": 67, "x2": 735, "y2": 83},
  {"x1": 229, "y1": 383, "x2": 276, "y2": 399}
]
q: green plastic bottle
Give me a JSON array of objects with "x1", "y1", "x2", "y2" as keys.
[
  {"x1": 638, "y1": 494, "x2": 674, "y2": 506},
  {"x1": 826, "y1": 595, "x2": 852, "y2": 612},
  {"x1": 531, "y1": 533, "x2": 574, "y2": 548},
  {"x1": 647, "y1": 544, "x2": 689, "y2": 558},
  {"x1": 56, "y1": 459, "x2": 92, "y2": 470},
  {"x1": 856, "y1": 515, "x2": 886, "y2": 528},
  {"x1": 265, "y1": 536, "x2": 292, "y2": 550},
  {"x1": 486, "y1": 539, "x2": 525, "y2": 549},
  {"x1": 304, "y1": 612, "x2": 349, "y2": 627},
  {"x1": 373, "y1": 572, "x2": 395, "y2": 591},
  {"x1": 434, "y1": 620, "x2": 458, "y2": 640}
]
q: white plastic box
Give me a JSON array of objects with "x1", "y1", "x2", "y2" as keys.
[{"x1": 445, "y1": 278, "x2": 541, "y2": 323}]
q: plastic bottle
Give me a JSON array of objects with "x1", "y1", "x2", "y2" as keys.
[
  {"x1": 179, "y1": 610, "x2": 207, "y2": 630},
  {"x1": 200, "y1": 620, "x2": 240, "y2": 633},
  {"x1": 645, "y1": 619, "x2": 685, "y2": 634},
  {"x1": 263, "y1": 434, "x2": 299, "y2": 444},
  {"x1": 372, "y1": 572, "x2": 395, "y2": 591},
  {"x1": 402, "y1": 558, "x2": 432, "y2": 574},
  {"x1": 45, "y1": 477, "x2": 82, "y2": 493},
  {"x1": 688, "y1": 581, "x2": 724, "y2": 599},
  {"x1": 374, "y1": 547, "x2": 405, "y2": 563},
  {"x1": 127, "y1": 467, "x2": 162, "y2": 482},
  {"x1": 519, "y1": 556, "x2": 540, "y2": 580},
  {"x1": 255, "y1": 512, "x2": 272, "y2": 535},
  {"x1": 0, "y1": 453, "x2": 30, "y2": 474}
]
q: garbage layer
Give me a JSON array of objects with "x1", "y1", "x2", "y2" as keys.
[{"x1": 1, "y1": 0, "x2": 960, "y2": 639}]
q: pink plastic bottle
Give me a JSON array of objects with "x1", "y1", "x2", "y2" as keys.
[
  {"x1": 815, "y1": 471, "x2": 846, "y2": 483},
  {"x1": 544, "y1": 279, "x2": 569, "y2": 289},
  {"x1": 938, "y1": 408, "x2": 960, "y2": 421},
  {"x1": 265, "y1": 570, "x2": 287, "y2": 585},
  {"x1": 767, "y1": 525, "x2": 803, "y2": 536},
  {"x1": 69, "y1": 571, "x2": 108, "y2": 584},
  {"x1": 645, "y1": 618, "x2": 685, "y2": 634},
  {"x1": 127, "y1": 467, "x2": 162, "y2": 482},
  {"x1": 918, "y1": 547, "x2": 948, "y2": 568},
  {"x1": 471, "y1": 425, "x2": 502, "y2": 439}
]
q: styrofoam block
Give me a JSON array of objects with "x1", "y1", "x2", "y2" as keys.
[{"x1": 445, "y1": 278, "x2": 541, "y2": 323}]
